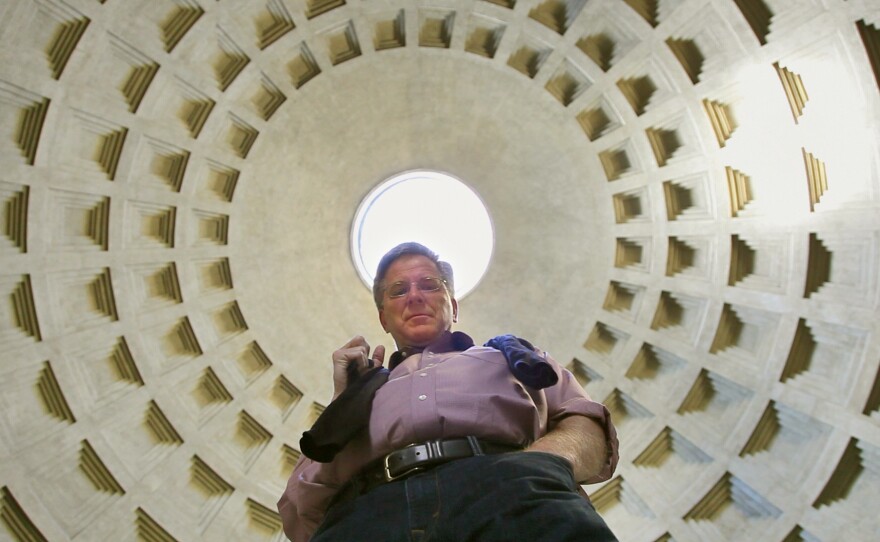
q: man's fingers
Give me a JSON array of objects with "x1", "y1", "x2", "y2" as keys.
[
  {"x1": 332, "y1": 337, "x2": 386, "y2": 380},
  {"x1": 332, "y1": 336, "x2": 374, "y2": 397},
  {"x1": 334, "y1": 337, "x2": 370, "y2": 364},
  {"x1": 371, "y1": 345, "x2": 386, "y2": 367},
  {"x1": 341, "y1": 335, "x2": 367, "y2": 349},
  {"x1": 333, "y1": 349, "x2": 359, "y2": 364}
]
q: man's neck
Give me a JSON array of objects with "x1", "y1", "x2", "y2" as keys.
[{"x1": 389, "y1": 331, "x2": 475, "y2": 369}]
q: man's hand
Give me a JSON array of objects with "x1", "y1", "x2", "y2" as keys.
[{"x1": 331, "y1": 336, "x2": 386, "y2": 399}]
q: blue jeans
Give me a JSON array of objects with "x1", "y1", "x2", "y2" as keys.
[{"x1": 312, "y1": 451, "x2": 618, "y2": 541}]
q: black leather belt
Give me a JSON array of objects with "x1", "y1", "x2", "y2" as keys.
[
  {"x1": 383, "y1": 437, "x2": 519, "y2": 481},
  {"x1": 334, "y1": 437, "x2": 521, "y2": 505}
]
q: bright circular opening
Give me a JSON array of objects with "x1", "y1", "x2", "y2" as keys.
[{"x1": 351, "y1": 170, "x2": 494, "y2": 299}]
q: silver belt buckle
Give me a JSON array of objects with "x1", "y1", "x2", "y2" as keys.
[{"x1": 383, "y1": 443, "x2": 425, "y2": 482}]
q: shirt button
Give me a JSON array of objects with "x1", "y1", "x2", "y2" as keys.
[
  {"x1": 419, "y1": 372, "x2": 428, "y2": 377},
  {"x1": 418, "y1": 394, "x2": 427, "y2": 401}
]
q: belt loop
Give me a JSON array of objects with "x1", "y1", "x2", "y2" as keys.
[
  {"x1": 466, "y1": 436, "x2": 484, "y2": 456},
  {"x1": 428, "y1": 439, "x2": 443, "y2": 460}
]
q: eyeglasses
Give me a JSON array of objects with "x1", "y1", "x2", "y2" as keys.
[{"x1": 384, "y1": 277, "x2": 448, "y2": 299}]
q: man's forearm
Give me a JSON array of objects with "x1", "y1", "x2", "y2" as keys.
[{"x1": 525, "y1": 415, "x2": 608, "y2": 482}]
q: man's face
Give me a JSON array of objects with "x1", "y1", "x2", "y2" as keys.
[{"x1": 378, "y1": 255, "x2": 458, "y2": 349}]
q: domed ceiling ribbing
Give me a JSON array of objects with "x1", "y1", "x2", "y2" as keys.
[{"x1": 1, "y1": 0, "x2": 878, "y2": 541}]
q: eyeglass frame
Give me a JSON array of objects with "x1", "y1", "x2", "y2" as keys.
[{"x1": 382, "y1": 276, "x2": 450, "y2": 300}]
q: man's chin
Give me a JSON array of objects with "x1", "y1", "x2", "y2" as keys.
[{"x1": 400, "y1": 326, "x2": 442, "y2": 347}]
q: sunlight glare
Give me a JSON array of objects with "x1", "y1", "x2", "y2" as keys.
[{"x1": 351, "y1": 171, "x2": 494, "y2": 298}]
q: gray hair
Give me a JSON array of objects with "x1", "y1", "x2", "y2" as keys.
[{"x1": 372, "y1": 242, "x2": 455, "y2": 309}]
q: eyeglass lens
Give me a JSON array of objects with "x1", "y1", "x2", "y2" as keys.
[{"x1": 387, "y1": 277, "x2": 444, "y2": 298}]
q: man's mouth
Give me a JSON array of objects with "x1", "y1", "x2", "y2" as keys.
[{"x1": 407, "y1": 314, "x2": 431, "y2": 321}]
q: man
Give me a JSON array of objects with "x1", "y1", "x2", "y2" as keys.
[{"x1": 278, "y1": 242, "x2": 619, "y2": 541}]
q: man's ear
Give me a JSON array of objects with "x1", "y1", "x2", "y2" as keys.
[
  {"x1": 379, "y1": 308, "x2": 389, "y2": 332},
  {"x1": 452, "y1": 298, "x2": 459, "y2": 323}
]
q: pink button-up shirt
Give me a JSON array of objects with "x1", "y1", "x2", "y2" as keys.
[{"x1": 278, "y1": 332, "x2": 618, "y2": 541}]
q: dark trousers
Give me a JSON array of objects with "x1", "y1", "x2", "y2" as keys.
[{"x1": 312, "y1": 451, "x2": 618, "y2": 541}]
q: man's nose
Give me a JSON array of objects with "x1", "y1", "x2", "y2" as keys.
[{"x1": 403, "y1": 283, "x2": 425, "y2": 302}]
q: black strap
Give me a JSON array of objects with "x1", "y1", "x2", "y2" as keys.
[{"x1": 337, "y1": 438, "x2": 520, "y2": 503}]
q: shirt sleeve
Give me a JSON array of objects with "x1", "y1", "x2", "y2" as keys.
[
  {"x1": 277, "y1": 456, "x2": 343, "y2": 542},
  {"x1": 541, "y1": 357, "x2": 620, "y2": 484}
]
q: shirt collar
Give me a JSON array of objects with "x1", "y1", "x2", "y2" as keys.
[{"x1": 388, "y1": 330, "x2": 474, "y2": 370}]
